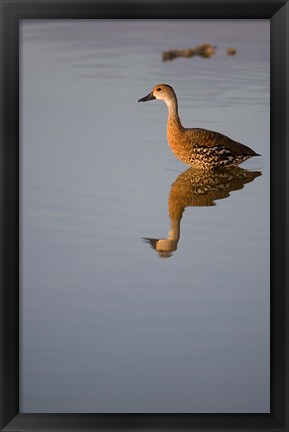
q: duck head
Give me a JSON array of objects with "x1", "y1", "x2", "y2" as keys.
[
  {"x1": 143, "y1": 237, "x2": 178, "y2": 258},
  {"x1": 138, "y1": 84, "x2": 176, "y2": 103}
]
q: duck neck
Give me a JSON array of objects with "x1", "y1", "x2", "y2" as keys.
[
  {"x1": 166, "y1": 97, "x2": 183, "y2": 134},
  {"x1": 167, "y1": 219, "x2": 181, "y2": 242}
]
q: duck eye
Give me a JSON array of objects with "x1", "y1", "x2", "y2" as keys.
[{"x1": 156, "y1": 88, "x2": 161, "y2": 91}]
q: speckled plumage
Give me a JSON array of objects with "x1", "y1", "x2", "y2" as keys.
[{"x1": 138, "y1": 84, "x2": 260, "y2": 169}]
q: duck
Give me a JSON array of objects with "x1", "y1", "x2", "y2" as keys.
[
  {"x1": 138, "y1": 84, "x2": 260, "y2": 169},
  {"x1": 144, "y1": 166, "x2": 261, "y2": 258}
]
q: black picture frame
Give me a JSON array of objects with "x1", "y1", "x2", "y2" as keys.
[{"x1": 1, "y1": 1, "x2": 288, "y2": 431}]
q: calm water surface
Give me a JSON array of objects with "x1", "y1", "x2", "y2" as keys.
[{"x1": 20, "y1": 20, "x2": 270, "y2": 413}]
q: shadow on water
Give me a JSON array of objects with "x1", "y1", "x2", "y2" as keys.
[{"x1": 143, "y1": 166, "x2": 262, "y2": 258}]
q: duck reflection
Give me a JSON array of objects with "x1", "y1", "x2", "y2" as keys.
[{"x1": 144, "y1": 167, "x2": 261, "y2": 258}]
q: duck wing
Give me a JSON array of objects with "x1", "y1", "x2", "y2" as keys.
[{"x1": 184, "y1": 128, "x2": 259, "y2": 156}]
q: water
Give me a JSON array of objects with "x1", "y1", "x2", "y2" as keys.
[{"x1": 20, "y1": 20, "x2": 270, "y2": 413}]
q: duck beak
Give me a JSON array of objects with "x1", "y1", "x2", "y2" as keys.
[{"x1": 138, "y1": 91, "x2": 156, "y2": 102}]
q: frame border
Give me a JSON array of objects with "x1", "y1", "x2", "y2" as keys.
[{"x1": 1, "y1": 1, "x2": 288, "y2": 431}]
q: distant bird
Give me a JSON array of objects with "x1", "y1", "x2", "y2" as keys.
[{"x1": 138, "y1": 84, "x2": 260, "y2": 169}]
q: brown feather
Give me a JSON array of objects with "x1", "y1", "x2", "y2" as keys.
[{"x1": 184, "y1": 128, "x2": 259, "y2": 156}]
